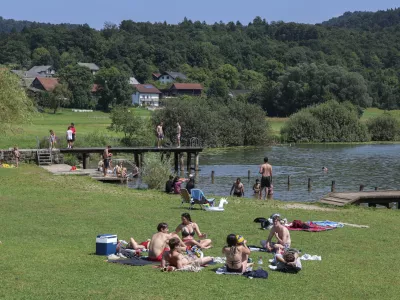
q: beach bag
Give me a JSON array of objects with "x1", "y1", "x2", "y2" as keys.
[{"x1": 243, "y1": 269, "x2": 268, "y2": 279}]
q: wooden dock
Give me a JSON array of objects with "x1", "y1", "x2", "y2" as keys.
[
  {"x1": 60, "y1": 146, "x2": 203, "y2": 171},
  {"x1": 319, "y1": 191, "x2": 400, "y2": 208}
]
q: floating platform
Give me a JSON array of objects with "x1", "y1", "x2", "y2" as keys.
[{"x1": 319, "y1": 191, "x2": 400, "y2": 208}]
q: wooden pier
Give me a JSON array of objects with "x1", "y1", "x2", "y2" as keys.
[
  {"x1": 319, "y1": 191, "x2": 400, "y2": 208},
  {"x1": 60, "y1": 146, "x2": 203, "y2": 171}
]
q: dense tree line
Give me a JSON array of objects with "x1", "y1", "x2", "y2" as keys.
[{"x1": 1, "y1": 8, "x2": 400, "y2": 113}]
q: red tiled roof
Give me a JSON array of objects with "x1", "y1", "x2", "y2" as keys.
[
  {"x1": 36, "y1": 77, "x2": 59, "y2": 91},
  {"x1": 152, "y1": 72, "x2": 161, "y2": 78},
  {"x1": 134, "y1": 84, "x2": 162, "y2": 94},
  {"x1": 171, "y1": 83, "x2": 203, "y2": 90}
]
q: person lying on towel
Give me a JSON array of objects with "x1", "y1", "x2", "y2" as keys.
[
  {"x1": 222, "y1": 234, "x2": 251, "y2": 273},
  {"x1": 271, "y1": 249, "x2": 302, "y2": 273},
  {"x1": 161, "y1": 237, "x2": 213, "y2": 269}
]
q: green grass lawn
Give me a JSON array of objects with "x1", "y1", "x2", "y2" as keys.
[
  {"x1": 0, "y1": 108, "x2": 151, "y2": 149},
  {"x1": 0, "y1": 165, "x2": 399, "y2": 299}
]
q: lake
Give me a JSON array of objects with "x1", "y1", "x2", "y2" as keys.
[{"x1": 173, "y1": 144, "x2": 400, "y2": 202}]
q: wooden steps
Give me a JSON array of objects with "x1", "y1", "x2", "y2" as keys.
[{"x1": 37, "y1": 150, "x2": 52, "y2": 166}]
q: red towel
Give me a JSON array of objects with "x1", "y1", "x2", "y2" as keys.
[{"x1": 287, "y1": 221, "x2": 335, "y2": 232}]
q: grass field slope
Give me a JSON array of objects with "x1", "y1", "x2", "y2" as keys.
[{"x1": 0, "y1": 165, "x2": 399, "y2": 299}]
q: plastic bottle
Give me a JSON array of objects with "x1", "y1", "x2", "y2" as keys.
[{"x1": 257, "y1": 256, "x2": 263, "y2": 269}]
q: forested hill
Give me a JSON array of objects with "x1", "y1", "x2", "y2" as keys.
[
  {"x1": 1, "y1": 10, "x2": 400, "y2": 115},
  {"x1": 322, "y1": 8, "x2": 400, "y2": 30},
  {"x1": 0, "y1": 16, "x2": 77, "y2": 33}
]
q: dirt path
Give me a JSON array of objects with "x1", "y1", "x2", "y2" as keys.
[{"x1": 283, "y1": 203, "x2": 337, "y2": 212}]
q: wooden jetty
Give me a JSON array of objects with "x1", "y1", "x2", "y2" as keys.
[
  {"x1": 60, "y1": 146, "x2": 203, "y2": 171},
  {"x1": 319, "y1": 191, "x2": 400, "y2": 208}
]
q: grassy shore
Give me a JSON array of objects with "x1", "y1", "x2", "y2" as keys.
[
  {"x1": 0, "y1": 108, "x2": 151, "y2": 149},
  {"x1": 0, "y1": 165, "x2": 399, "y2": 299}
]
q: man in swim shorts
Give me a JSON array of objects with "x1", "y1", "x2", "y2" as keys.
[
  {"x1": 148, "y1": 223, "x2": 185, "y2": 261},
  {"x1": 103, "y1": 145, "x2": 111, "y2": 177},
  {"x1": 259, "y1": 157, "x2": 272, "y2": 200},
  {"x1": 156, "y1": 122, "x2": 164, "y2": 148},
  {"x1": 265, "y1": 214, "x2": 291, "y2": 252}
]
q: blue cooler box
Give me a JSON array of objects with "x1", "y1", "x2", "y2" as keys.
[{"x1": 96, "y1": 234, "x2": 118, "y2": 255}]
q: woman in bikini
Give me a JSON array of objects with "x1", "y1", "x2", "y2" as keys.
[
  {"x1": 175, "y1": 213, "x2": 212, "y2": 249},
  {"x1": 222, "y1": 234, "x2": 251, "y2": 273}
]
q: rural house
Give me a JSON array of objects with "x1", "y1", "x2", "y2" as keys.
[
  {"x1": 168, "y1": 83, "x2": 203, "y2": 96},
  {"x1": 132, "y1": 84, "x2": 162, "y2": 107},
  {"x1": 11, "y1": 70, "x2": 44, "y2": 88},
  {"x1": 29, "y1": 77, "x2": 59, "y2": 92},
  {"x1": 158, "y1": 71, "x2": 187, "y2": 85},
  {"x1": 78, "y1": 62, "x2": 100, "y2": 75},
  {"x1": 28, "y1": 65, "x2": 56, "y2": 77}
]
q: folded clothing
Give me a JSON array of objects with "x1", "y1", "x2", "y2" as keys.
[{"x1": 300, "y1": 254, "x2": 322, "y2": 261}]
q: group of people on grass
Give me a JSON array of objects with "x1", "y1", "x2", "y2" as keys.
[
  {"x1": 119, "y1": 212, "x2": 297, "y2": 273},
  {"x1": 165, "y1": 174, "x2": 195, "y2": 194}
]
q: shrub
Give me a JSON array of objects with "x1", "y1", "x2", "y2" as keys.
[
  {"x1": 141, "y1": 153, "x2": 173, "y2": 190},
  {"x1": 281, "y1": 100, "x2": 370, "y2": 142},
  {"x1": 367, "y1": 112, "x2": 400, "y2": 141},
  {"x1": 153, "y1": 96, "x2": 270, "y2": 147},
  {"x1": 64, "y1": 154, "x2": 79, "y2": 166}
]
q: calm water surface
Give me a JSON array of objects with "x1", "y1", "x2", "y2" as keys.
[{"x1": 173, "y1": 144, "x2": 400, "y2": 202}]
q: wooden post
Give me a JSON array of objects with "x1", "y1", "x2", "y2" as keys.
[
  {"x1": 359, "y1": 185, "x2": 364, "y2": 192},
  {"x1": 82, "y1": 153, "x2": 89, "y2": 169},
  {"x1": 331, "y1": 181, "x2": 336, "y2": 192},
  {"x1": 187, "y1": 152, "x2": 192, "y2": 171},
  {"x1": 308, "y1": 178, "x2": 312, "y2": 191},
  {"x1": 179, "y1": 153, "x2": 184, "y2": 172},
  {"x1": 174, "y1": 152, "x2": 179, "y2": 172},
  {"x1": 287, "y1": 175, "x2": 291, "y2": 186},
  {"x1": 195, "y1": 153, "x2": 199, "y2": 171},
  {"x1": 211, "y1": 170, "x2": 215, "y2": 184},
  {"x1": 134, "y1": 153, "x2": 139, "y2": 167},
  {"x1": 374, "y1": 187, "x2": 378, "y2": 191},
  {"x1": 248, "y1": 170, "x2": 251, "y2": 181},
  {"x1": 139, "y1": 153, "x2": 144, "y2": 168}
]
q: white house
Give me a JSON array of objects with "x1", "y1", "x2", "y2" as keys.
[
  {"x1": 132, "y1": 84, "x2": 162, "y2": 107},
  {"x1": 158, "y1": 71, "x2": 187, "y2": 85}
]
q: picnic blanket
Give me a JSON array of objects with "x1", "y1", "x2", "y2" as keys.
[
  {"x1": 287, "y1": 221, "x2": 336, "y2": 232},
  {"x1": 107, "y1": 257, "x2": 157, "y2": 266},
  {"x1": 215, "y1": 266, "x2": 252, "y2": 275}
]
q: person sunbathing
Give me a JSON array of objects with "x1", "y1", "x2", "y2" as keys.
[
  {"x1": 175, "y1": 213, "x2": 212, "y2": 249},
  {"x1": 148, "y1": 223, "x2": 185, "y2": 262},
  {"x1": 222, "y1": 234, "x2": 251, "y2": 273},
  {"x1": 271, "y1": 250, "x2": 302, "y2": 272},
  {"x1": 117, "y1": 237, "x2": 150, "y2": 252},
  {"x1": 161, "y1": 237, "x2": 213, "y2": 269}
]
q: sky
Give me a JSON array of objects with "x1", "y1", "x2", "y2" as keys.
[{"x1": 1, "y1": 0, "x2": 399, "y2": 29}]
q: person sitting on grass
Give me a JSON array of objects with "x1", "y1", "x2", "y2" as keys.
[
  {"x1": 161, "y1": 237, "x2": 214, "y2": 270},
  {"x1": 222, "y1": 234, "x2": 251, "y2": 273},
  {"x1": 186, "y1": 175, "x2": 195, "y2": 194},
  {"x1": 165, "y1": 175, "x2": 174, "y2": 193},
  {"x1": 148, "y1": 223, "x2": 186, "y2": 262},
  {"x1": 175, "y1": 213, "x2": 212, "y2": 249},
  {"x1": 173, "y1": 176, "x2": 184, "y2": 194},
  {"x1": 265, "y1": 214, "x2": 291, "y2": 252}
]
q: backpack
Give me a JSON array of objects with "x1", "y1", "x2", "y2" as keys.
[{"x1": 243, "y1": 268, "x2": 268, "y2": 279}]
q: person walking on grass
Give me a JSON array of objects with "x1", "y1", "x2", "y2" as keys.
[
  {"x1": 176, "y1": 122, "x2": 181, "y2": 148},
  {"x1": 156, "y1": 122, "x2": 164, "y2": 148},
  {"x1": 49, "y1": 130, "x2": 56, "y2": 150},
  {"x1": 13, "y1": 146, "x2": 20, "y2": 168},
  {"x1": 103, "y1": 145, "x2": 111, "y2": 177},
  {"x1": 66, "y1": 126, "x2": 73, "y2": 149},
  {"x1": 259, "y1": 157, "x2": 273, "y2": 200}
]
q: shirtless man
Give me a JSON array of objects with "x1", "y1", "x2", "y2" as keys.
[
  {"x1": 176, "y1": 122, "x2": 181, "y2": 148},
  {"x1": 156, "y1": 122, "x2": 164, "y2": 148},
  {"x1": 103, "y1": 145, "x2": 111, "y2": 177},
  {"x1": 230, "y1": 177, "x2": 244, "y2": 197},
  {"x1": 259, "y1": 157, "x2": 273, "y2": 200},
  {"x1": 148, "y1": 223, "x2": 185, "y2": 262},
  {"x1": 265, "y1": 214, "x2": 291, "y2": 252},
  {"x1": 161, "y1": 237, "x2": 213, "y2": 269}
]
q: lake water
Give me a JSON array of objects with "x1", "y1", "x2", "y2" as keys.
[{"x1": 162, "y1": 144, "x2": 400, "y2": 202}]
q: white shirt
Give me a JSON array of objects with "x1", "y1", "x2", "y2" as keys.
[{"x1": 67, "y1": 130, "x2": 73, "y2": 140}]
